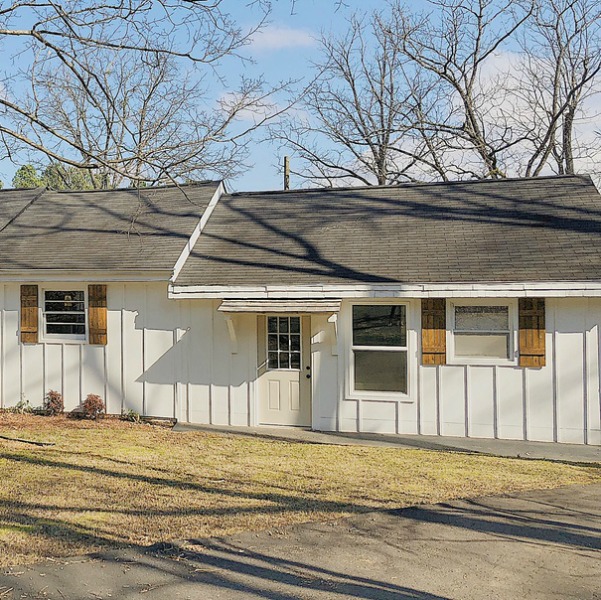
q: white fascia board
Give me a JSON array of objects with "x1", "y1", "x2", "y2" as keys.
[
  {"x1": 168, "y1": 281, "x2": 601, "y2": 299},
  {"x1": 171, "y1": 182, "x2": 225, "y2": 283},
  {"x1": 0, "y1": 270, "x2": 171, "y2": 282}
]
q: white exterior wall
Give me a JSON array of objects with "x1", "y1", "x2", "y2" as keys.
[
  {"x1": 1, "y1": 283, "x2": 256, "y2": 426},
  {"x1": 316, "y1": 298, "x2": 601, "y2": 445},
  {"x1": 4, "y1": 284, "x2": 600, "y2": 444}
]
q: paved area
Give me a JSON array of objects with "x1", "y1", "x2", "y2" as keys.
[
  {"x1": 1, "y1": 484, "x2": 599, "y2": 599},
  {"x1": 174, "y1": 423, "x2": 601, "y2": 463}
]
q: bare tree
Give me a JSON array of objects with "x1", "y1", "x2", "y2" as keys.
[
  {"x1": 270, "y1": 13, "x2": 456, "y2": 186},
  {"x1": 18, "y1": 46, "x2": 284, "y2": 187},
  {"x1": 279, "y1": 0, "x2": 601, "y2": 187},
  {"x1": 510, "y1": 0, "x2": 601, "y2": 176},
  {"x1": 0, "y1": 1, "x2": 284, "y2": 185}
]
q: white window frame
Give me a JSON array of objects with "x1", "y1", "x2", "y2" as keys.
[
  {"x1": 447, "y1": 298, "x2": 518, "y2": 366},
  {"x1": 347, "y1": 300, "x2": 412, "y2": 401},
  {"x1": 265, "y1": 314, "x2": 303, "y2": 372},
  {"x1": 41, "y1": 286, "x2": 88, "y2": 343}
]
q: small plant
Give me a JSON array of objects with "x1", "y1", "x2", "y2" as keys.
[
  {"x1": 8, "y1": 395, "x2": 35, "y2": 414},
  {"x1": 81, "y1": 394, "x2": 105, "y2": 419},
  {"x1": 121, "y1": 409, "x2": 141, "y2": 423},
  {"x1": 44, "y1": 390, "x2": 64, "y2": 416}
]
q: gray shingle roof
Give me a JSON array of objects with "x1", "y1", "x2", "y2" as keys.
[
  {"x1": 0, "y1": 187, "x2": 45, "y2": 230},
  {"x1": 0, "y1": 182, "x2": 220, "y2": 273},
  {"x1": 175, "y1": 174, "x2": 601, "y2": 286}
]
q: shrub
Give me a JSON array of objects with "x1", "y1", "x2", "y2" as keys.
[
  {"x1": 44, "y1": 390, "x2": 64, "y2": 416},
  {"x1": 81, "y1": 394, "x2": 105, "y2": 419}
]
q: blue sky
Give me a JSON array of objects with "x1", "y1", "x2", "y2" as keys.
[{"x1": 228, "y1": 0, "x2": 393, "y2": 191}]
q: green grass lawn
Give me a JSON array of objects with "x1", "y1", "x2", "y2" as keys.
[{"x1": 0, "y1": 413, "x2": 599, "y2": 567}]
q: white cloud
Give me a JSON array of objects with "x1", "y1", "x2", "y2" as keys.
[{"x1": 249, "y1": 25, "x2": 316, "y2": 51}]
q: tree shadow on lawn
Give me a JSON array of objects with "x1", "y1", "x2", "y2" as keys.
[
  {"x1": 0, "y1": 450, "x2": 600, "y2": 599},
  {"x1": 1, "y1": 451, "x2": 600, "y2": 550}
]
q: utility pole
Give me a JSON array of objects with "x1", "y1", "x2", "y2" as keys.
[{"x1": 283, "y1": 156, "x2": 290, "y2": 190}]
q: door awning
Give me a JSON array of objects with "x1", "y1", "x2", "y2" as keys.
[{"x1": 217, "y1": 299, "x2": 342, "y2": 313}]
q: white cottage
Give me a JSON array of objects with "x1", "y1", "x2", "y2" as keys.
[{"x1": 2, "y1": 175, "x2": 601, "y2": 445}]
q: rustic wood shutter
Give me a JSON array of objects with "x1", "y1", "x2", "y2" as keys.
[
  {"x1": 519, "y1": 298, "x2": 545, "y2": 368},
  {"x1": 422, "y1": 298, "x2": 446, "y2": 365},
  {"x1": 88, "y1": 285, "x2": 107, "y2": 345},
  {"x1": 20, "y1": 285, "x2": 39, "y2": 344}
]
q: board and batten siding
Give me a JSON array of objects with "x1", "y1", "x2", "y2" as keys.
[
  {"x1": 3, "y1": 285, "x2": 601, "y2": 445},
  {"x1": 2, "y1": 283, "x2": 255, "y2": 426},
  {"x1": 322, "y1": 298, "x2": 601, "y2": 445}
]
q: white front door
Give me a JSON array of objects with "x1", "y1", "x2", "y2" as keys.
[{"x1": 258, "y1": 315, "x2": 311, "y2": 426}]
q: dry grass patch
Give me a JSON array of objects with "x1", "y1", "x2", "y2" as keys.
[{"x1": 0, "y1": 414, "x2": 599, "y2": 567}]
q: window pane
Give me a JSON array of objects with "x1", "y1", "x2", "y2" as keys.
[
  {"x1": 47, "y1": 324, "x2": 86, "y2": 335},
  {"x1": 455, "y1": 306, "x2": 508, "y2": 331},
  {"x1": 45, "y1": 291, "x2": 84, "y2": 302},
  {"x1": 290, "y1": 318, "x2": 300, "y2": 333},
  {"x1": 268, "y1": 335, "x2": 278, "y2": 351},
  {"x1": 280, "y1": 353, "x2": 289, "y2": 369},
  {"x1": 290, "y1": 335, "x2": 300, "y2": 351},
  {"x1": 45, "y1": 301, "x2": 85, "y2": 312},
  {"x1": 279, "y1": 335, "x2": 289, "y2": 351},
  {"x1": 353, "y1": 305, "x2": 406, "y2": 347},
  {"x1": 268, "y1": 352, "x2": 278, "y2": 369},
  {"x1": 279, "y1": 317, "x2": 289, "y2": 333},
  {"x1": 455, "y1": 333, "x2": 509, "y2": 359},
  {"x1": 354, "y1": 350, "x2": 407, "y2": 393},
  {"x1": 46, "y1": 313, "x2": 86, "y2": 324},
  {"x1": 268, "y1": 317, "x2": 278, "y2": 333},
  {"x1": 290, "y1": 352, "x2": 301, "y2": 369}
]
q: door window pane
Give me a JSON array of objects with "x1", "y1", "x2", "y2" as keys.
[{"x1": 267, "y1": 316, "x2": 302, "y2": 370}]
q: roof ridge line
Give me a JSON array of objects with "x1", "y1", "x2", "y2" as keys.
[
  {"x1": 226, "y1": 173, "x2": 592, "y2": 198},
  {"x1": 51, "y1": 180, "x2": 223, "y2": 194}
]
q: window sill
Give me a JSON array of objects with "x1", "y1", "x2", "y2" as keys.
[
  {"x1": 40, "y1": 336, "x2": 88, "y2": 345},
  {"x1": 447, "y1": 357, "x2": 517, "y2": 367}
]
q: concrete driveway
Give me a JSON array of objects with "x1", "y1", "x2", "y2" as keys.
[{"x1": 1, "y1": 484, "x2": 600, "y2": 599}]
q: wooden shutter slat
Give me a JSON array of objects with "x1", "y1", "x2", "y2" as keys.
[
  {"x1": 422, "y1": 298, "x2": 446, "y2": 365},
  {"x1": 88, "y1": 284, "x2": 107, "y2": 345},
  {"x1": 20, "y1": 285, "x2": 38, "y2": 344},
  {"x1": 519, "y1": 298, "x2": 545, "y2": 368}
]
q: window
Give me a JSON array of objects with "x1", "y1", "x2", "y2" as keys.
[
  {"x1": 351, "y1": 304, "x2": 407, "y2": 394},
  {"x1": 450, "y1": 302, "x2": 513, "y2": 362},
  {"x1": 267, "y1": 316, "x2": 301, "y2": 370},
  {"x1": 43, "y1": 290, "x2": 86, "y2": 338}
]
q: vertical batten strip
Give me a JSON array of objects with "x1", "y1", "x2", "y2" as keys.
[
  {"x1": 493, "y1": 365, "x2": 499, "y2": 439},
  {"x1": 583, "y1": 321, "x2": 588, "y2": 445},
  {"x1": 464, "y1": 365, "x2": 470, "y2": 437},
  {"x1": 523, "y1": 368, "x2": 529, "y2": 440},
  {"x1": 435, "y1": 366, "x2": 441, "y2": 436},
  {"x1": 551, "y1": 302, "x2": 558, "y2": 442}
]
